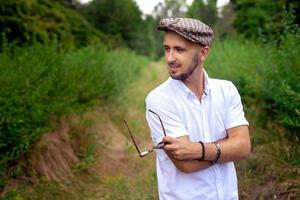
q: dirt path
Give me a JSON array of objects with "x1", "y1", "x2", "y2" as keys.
[
  {"x1": 1, "y1": 61, "x2": 169, "y2": 199},
  {"x1": 95, "y1": 60, "x2": 168, "y2": 173},
  {"x1": 84, "y1": 61, "x2": 168, "y2": 199}
]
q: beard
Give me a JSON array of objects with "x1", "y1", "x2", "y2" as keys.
[{"x1": 169, "y1": 55, "x2": 199, "y2": 81}]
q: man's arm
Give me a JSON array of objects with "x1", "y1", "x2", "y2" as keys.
[
  {"x1": 162, "y1": 135, "x2": 212, "y2": 173},
  {"x1": 162, "y1": 125, "x2": 251, "y2": 173}
]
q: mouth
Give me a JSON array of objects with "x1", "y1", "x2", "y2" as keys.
[{"x1": 168, "y1": 63, "x2": 181, "y2": 69}]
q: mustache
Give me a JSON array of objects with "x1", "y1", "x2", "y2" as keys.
[{"x1": 168, "y1": 61, "x2": 181, "y2": 68}]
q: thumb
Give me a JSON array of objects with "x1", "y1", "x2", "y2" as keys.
[{"x1": 162, "y1": 136, "x2": 175, "y2": 144}]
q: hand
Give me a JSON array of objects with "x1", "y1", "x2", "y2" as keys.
[{"x1": 162, "y1": 136, "x2": 200, "y2": 161}]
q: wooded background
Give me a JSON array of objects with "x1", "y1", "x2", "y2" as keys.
[{"x1": 0, "y1": 0, "x2": 299, "y2": 199}]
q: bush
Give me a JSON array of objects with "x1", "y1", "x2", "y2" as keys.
[
  {"x1": 0, "y1": 0, "x2": 107, "y2": 49},
  {"x1": 206, "y1": 31, "x2": 300, "y2": 134},
  {"x1": 0, "y1": 43, "x2": 148, "y2": 186},
  {"x1": 205, "y1": 37, "x2": 268, "y2": 103},
  {"x1": 261, "y1": 30, "x2": 300, "y2": 132}
]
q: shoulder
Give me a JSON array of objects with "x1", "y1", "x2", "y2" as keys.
[
  {"x1": 146, "y1": 78, "x2": 174, "y2": 105},
  {"x1": 210, "y1": 78, "x2": 236, "y2": 92},
  {"x1": 210, "y1": 77, "x2": 234, "y2": 89},
  {"x1": 209, "y1": 78, "x2": 238, "y2": 95}
]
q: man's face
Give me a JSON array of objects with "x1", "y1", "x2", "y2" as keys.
[{"x1": 163, "y1": 31, "x2": 208, "y2": 81}]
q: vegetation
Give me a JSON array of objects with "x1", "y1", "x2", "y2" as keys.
[
  {"x1": 207, "y1": 31, "x2": 300, "y2": 133},
  {"x1": 187, "y1": 0, "x2": 218, "y2": 27},
  {"x1": 0, "y1": 43, "x2": 148, "y2": 189},
  {"x1": 81, "y1": 0, "x2": 142, "y2": 50},
  {"x1": 231, "y1": 0, "x2": 300, "y2": 40},
  {"x1": 0, "y1": 0, "x2": 299, "y2": 199},
  {"x1": 206, "y1": 34, "x2": 300, "y2": 198},
  {"x1": 0, "y1": 0, "x2": 109, "y2": 49}
]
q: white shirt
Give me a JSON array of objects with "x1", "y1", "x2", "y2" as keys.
[{"x1": 145, "y1": 70, "x2": 249, "y2": 200}]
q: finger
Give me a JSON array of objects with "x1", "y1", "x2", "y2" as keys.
[
  {"x1": 163, "y1": 143, "x2": 177, "y2": 152},
  {"x1": 162, "y1": 143, "x2": 172, "y2": 151},
  {"x1": 162, "y1": 136, "x2": 175, "y2": 144}
]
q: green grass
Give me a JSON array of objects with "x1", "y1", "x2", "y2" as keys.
[
  {"x1": 0, "y1": 43, "x2": 148, "y2": 189},
  {"x1": 207, "y1": 32, "x2": 300, "y2": 133},
  {"x1": 206, "y1": 35, "x2": 300, "y2": 198},
  {"x1": 1, "y1": 31, "x2": 299, "y2": 199}
]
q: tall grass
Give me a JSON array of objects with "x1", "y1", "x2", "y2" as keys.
[
  {"x1": 206, "y1": 38, "x2": 267, "y2": 103},
  {"x1": 206, "y1": 33, "x2": 300, "y2": 198},
  {"x1": 261, "y1": 32, "x2": 300, "y2": 132},
  {"x1": 0, "y1": 43, "x2": 148, "y2": 187},
  {"x1": 1, "y1": 29, "x2": 299, "y2": 199},
  {"x1": 206, "y1": 31, "x2": 300, "y2": 133}
]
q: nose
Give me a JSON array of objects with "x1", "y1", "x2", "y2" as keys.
[{"x1": 166, "y1": 50, "x2": 175, "y2": 63}]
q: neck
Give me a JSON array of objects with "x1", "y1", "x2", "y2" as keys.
[{"x1": 183, "y1": 66, "x2": 205, "y2": 99}]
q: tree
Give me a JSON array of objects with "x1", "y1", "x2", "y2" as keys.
[
  {"x1": 153, "y1": 0, "x2": 189, "y2": 19},
  {"x1": 82, "y1": 0, "x2": 144, "y2": 51},
  {"x1": 231, "y1": 0, "x2": 300, "y2": 39},
  {"x1": 214, "y1": 2, "x2": 237, "y2": 38},
  {"x1": 0, "y1": 0, "x2": 105, "y2": 48},
  {"x1": 186, "y1": 0, "x2": 218, "y2": 28}
]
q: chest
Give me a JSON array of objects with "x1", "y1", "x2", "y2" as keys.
[{"x1": 173, "y1": 92, "x2": 228, "y2": 142}]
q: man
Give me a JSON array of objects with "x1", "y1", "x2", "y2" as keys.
[{"x1": 145, "y1": 18, "x2": 251, "y2": 200}]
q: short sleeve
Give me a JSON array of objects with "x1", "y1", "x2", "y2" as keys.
[
  {"x1": 145, "y1": 91, "x2": 188, "y2": 146},
  {"x1": 225, "y1": 82, "x2": 249, "y2": 129}
]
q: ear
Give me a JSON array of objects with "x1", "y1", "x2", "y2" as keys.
[{"x1": 200, "y1": 46, "x2": 210, "y2": 60}]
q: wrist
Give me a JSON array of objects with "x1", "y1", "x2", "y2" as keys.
[
  {"x1": 204, "y1": 143, "x2": 218, "y2": 161},
  {"x1": 210, "y1": 142, "x2": 221, "y2": 164},
  {"x1": 198, "y1": 141, "x2": 205, "y2": 161},
  {"x1": 190, "y1": 142, "x2": 203, "y2": 160}
]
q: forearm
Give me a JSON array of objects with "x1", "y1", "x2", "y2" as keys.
[
  {"x1": 167, "y1": 138, "x2": 249, "y2": 174},
  {"x1": 164, "y1": 126, "x2": 251, "y2": 173},
  {"x1": 166, "y1": 151, "x2": 211, "y2": 174},
  {"x1": 215, "y1": 126, "x2": 251, "y2": 162},
  {"x1": 194, "y1": 138, "x2": 250, "y2": 163},
  {"x1": 179, "y1": 127, "x2": 250, "y2": 163}
]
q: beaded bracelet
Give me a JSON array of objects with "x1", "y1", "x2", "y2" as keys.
[
  {"x1": 198, "y1": 141, "x2": 205, "y2": 161},
  {"x1": 211, "y1": 142, "x2": 221, "y2": 164}
]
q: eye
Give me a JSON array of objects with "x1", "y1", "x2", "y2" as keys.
[
  {"x1": 175, "y1": 47, "x2": 186, "y2": 53},
  {"x1": 164, "y1": 46, "x2": 170, "y2": 52}
]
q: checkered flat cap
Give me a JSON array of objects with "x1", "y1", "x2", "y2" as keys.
[{"x1": 158, "y1": 17, "x2": 214, "y2": 46}]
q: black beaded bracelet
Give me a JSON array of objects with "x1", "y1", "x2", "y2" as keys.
[
  {"x1": 211, "y1": 142, "x2": 221, "y2": 164},
  {"x1": 198, "y1": 141, "x2": 205, "y2": 161}
]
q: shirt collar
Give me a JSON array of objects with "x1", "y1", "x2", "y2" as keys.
[{"x1": 171, "y1": 69, "x2": 212, "y2": 98}]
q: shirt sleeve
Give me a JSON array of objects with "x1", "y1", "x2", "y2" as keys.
[
  {"x1": 225, "y1": 82, "x2": 249, "y2": 129},
  {"x1": 145, "y1": 91, "x2": 188, "y2": 146}
]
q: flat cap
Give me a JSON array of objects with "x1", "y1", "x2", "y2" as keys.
[{"x1": 158, "y1": 17, "x2": 214, "y2": 46}]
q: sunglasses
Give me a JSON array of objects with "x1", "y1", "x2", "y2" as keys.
[{"x1": 123, "y1": 109, "x2": 166, "y2": 158}]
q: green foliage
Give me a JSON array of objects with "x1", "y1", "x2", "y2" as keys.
[
  {"x1": 186, "y1": 0, "x2": 218, "y2": 27},
  {"x1": 214, "y1": 3, "x2": 237, "y2": 38},
  {"x1": 231, "y1": 0, "x2": 299, "y2": 40},
  {"x1": 143, "y1": 16, "x2": 164, "y2": 60},
  {"x1": 81, "y1": 0, "x2": 144, "y2": 51},
  {"x1": 261, "y1": 29, "x2": 300, "y2": 131},
  {"x1": 80, "y1": 0, "x2": 165, "y2": 59},
  {"x1": 98, "y1": 173, "x2": 158, "y2": 200},
  {"x1": 206, "y1": 38, "x2": 266, "y2": 98},
  {"x1": 0, "y1": 0, "x2": 177, "y2": 59},
  {"x1": 206, "y1": 5, "x2": 300, "y2": 132},
  {"x1": 206, "y1": 31, "x2": 300, "y2": 197},
  {"x1": 1, "y1": 180, "x2": 63, "y2": 200},
  {"x1": 0, "y1": 0, "x2": 106, "y2": 49},
  {"x1": 0, "y1": 43, "x2": 148, "y2": 186},
  {"x1": 155, "y1": 0, "x2": 188, "y2": 17},
  {"x1": 1, "y1": 188, "x2": 25, "y2": 200},
  {"x1": 206, "y1": 29, "x2": 300, "y2": 133}
]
